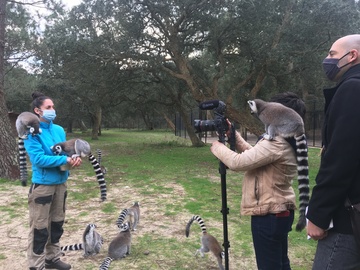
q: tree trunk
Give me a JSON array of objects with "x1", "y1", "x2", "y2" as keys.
[
  {"x1": 78, "y1": 119, "x2": 88, "y2": 133},
  {"x1": 226, "y1": 105, "x2": 264, "y2": 137},
  {"x1": 0, "y1": 0, "x2": 20, "y2": 180},
  {"x1": 8, "y1": 112, "x2": 19, "y2": 137},
  {"x1": 162, "y1": 112, "x2": 175, "y2": 131},
  {"x1": 140, "y1": 110, "x2": 154, "y2": 130},
  {"x1": 0, "y1": 124, "x2": 20, "y2": 180},
  {"x1": 91, "y1": 106, "x2": 101, "y2": 140},
  {"x1": 66, "y1": 119, "x2": 73, "y2": 133},
  {"x1": 154, "y1": 109, "x2": 175, "y2": 131},
  {"x1": 178, "y1": 108, "x2": 203, "y2": 147}
]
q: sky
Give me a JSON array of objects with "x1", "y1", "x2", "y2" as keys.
[
  {"x1": 62, "y1": 0, "x2": 82, "y2": 10},
  {"x1": 18, "y1": 0, "x2": 83, "y2": 71}
]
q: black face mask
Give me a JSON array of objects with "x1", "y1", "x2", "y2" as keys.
[{"x1": 322, "y1": 52, "x2": 351, "y2": 81}]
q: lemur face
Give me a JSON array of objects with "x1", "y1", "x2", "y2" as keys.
[
  {"x1": 221, "y1": 251, "x2": 225, "y2": 259},
  {"x1": 29, "y1": 126, "x2": 42, "y2": 136},
  {"x1": 119, "y1": 222, "x2": 130, "y2": 232},
  {"x1": 247, "y1": 100, "x2": 257, "y2": 114},
  {"x1": 51, "y1": 144, "x2": 63, "y2": 155}
]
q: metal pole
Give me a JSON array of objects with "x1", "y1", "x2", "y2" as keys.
[
  {"x1": 219, "y1": 160, "x2": 230, "y2": 270},
  {"x1": 217, "y1": 124, "x2": 235, "y2": 270}
]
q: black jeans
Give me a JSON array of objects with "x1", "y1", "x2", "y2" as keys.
[
  {"x1": 313, "y1": 230, "x2": 360, "y2": 270},
  {"x1": 251, "y1": 210, "x2": 294, "y2": 270}
]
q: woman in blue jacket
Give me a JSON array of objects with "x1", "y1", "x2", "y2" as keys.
[{"x1": 24, "y1": 92, "x2": 82, "y2": 270}]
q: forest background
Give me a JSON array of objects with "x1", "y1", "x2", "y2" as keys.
[{"x1": 0, "y1": 0, "x2": 359, "y2": 183}]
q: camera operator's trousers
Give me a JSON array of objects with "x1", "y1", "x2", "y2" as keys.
[{"x1": 27, "y1": 183, "x2": 67, "y2": 270}]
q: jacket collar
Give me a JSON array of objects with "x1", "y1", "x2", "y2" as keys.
[
  {"x1": 340, "y1": 63, "x2": 360, "y2": 82},
  {"x1": 40, "y1": 120, "x2": 53, "y2": 129}
]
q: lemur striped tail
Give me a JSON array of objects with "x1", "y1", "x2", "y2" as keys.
[
  {"x1": 88, "y1": 154, "x2": 107, "y2": 201},
  {"x1": 116, "y1": 208, "x2": 129, "y2": 228},
  {"x1": 97, "y1": 148, "x2": 102, "y2": 164},
  {"x1": 61, "y1": 243, "x2": 83, "y2": 252},
  {"x1": 97, "y1": 148, "x2": 107, "y2": 175},
  {"x1": 185, "y1": 215, "x2": 207, "y2": 237},
  {"x1": 99, "y1": 257, "x2": 113, "y2": 270},
  {"x1": 18, "y1": 138, "x2": 28, "y2": 186},
  {"x1": 294, "y1": 134, "x2": 310, "y2": 231}
]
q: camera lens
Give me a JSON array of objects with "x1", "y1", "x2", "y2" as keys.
[{"x1": 194, "y1": 119, "x2": 216, "y2": 133}]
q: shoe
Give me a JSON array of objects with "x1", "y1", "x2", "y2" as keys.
[{"x1": 45, "y1": 258, "x2": 71, "y2": 270}]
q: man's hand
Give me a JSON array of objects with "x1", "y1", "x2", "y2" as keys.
[{"x1": 307, "y1": 220, "x2": 328, "y2": 240}]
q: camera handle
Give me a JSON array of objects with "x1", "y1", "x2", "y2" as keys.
[{"x1": 218, "y1": 123, "x2": 236, "y2": 270}]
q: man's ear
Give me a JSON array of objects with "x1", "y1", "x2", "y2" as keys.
[{"x1": 350, "y1": 49, "x2": 359, "y2": 63}]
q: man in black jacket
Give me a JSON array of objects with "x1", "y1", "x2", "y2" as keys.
[{"x1": 307, "y1": 34, "x2": 360, "y2": 269}]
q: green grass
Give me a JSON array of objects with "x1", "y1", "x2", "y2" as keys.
[{"x1": 0, "y1": 129, "x2": 320, "y2": 269}]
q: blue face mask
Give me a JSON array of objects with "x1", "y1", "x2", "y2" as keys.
[
  {"x1": 322, "y1": 52, "x2": 350, "y2": 81},
  {"x1": 41, "y1": 110, "x2": 56, "y2": 122}
]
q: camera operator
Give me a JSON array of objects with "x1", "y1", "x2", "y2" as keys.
[{"x1": 210, "y1": 92, "x2": 306, "y2": 270}]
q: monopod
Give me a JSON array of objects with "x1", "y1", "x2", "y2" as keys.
[
  {"x1": 194, "y1": 100, "x2": 234, "y2": 269},
  {"x1": 217, "y1": 123, "x2": 236, "y2": 270}
]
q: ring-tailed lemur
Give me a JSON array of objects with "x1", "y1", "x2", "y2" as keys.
[
  {"x1": 18, "y1": 138, "x2": 28, "y2": 186},
  {"x1": 88, "y1": 155, "x2": 107, "y2": 201},
  {"x1": 127, "y1": 202, "x2": 140, "y2": 231},
  {"x1": 15, "y1": 112, "x2": 42, "y2": 139},
  {"x1": 115, "y1": 202, "x2": 140, "y2": 231},
  {"x1": 185, "y1": 215, "x2": 225, "y2": 270},
  {"x1": 51, "y1": 138, "x2": 91, "y2": 159},
  {"x1": 16, "y1": 112, "x2": 42, "y2": 186},
  {"x1": 61, "y1": 223, "x2": 103, "y2": 257},
  {"x1": 248, "y1": 99, "x2": 310, "y2": 231},
  {"x1": 61, "y1": 243, "x2": 83, "y2": 252},
  {"x1": 51, "y1": 138, "x2": 107, "y2": 201},
  {"x1": 97, "y1": 148, "x2": 107, "y2": 175},
  {"x1": 99, "y1": 222, "x2": 132, "y2": 270},
  {"x1": 116, "y1": 208, "x2": 129, "y2": 228}
]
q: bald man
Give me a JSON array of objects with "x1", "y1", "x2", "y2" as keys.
[{"x1": 307, "y1": 34, "x2": 360, "y2": 269}]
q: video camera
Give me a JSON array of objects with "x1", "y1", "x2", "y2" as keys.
[{"x1": 194, "y1": 100, "x2": 228, "y2": 138}]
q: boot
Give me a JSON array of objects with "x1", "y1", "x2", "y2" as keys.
[{"x1": 45, "y1": 258, "x2": 71, "y2": 270}]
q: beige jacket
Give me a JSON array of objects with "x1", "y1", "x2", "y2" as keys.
[{"x1": 210, "y1": 132, "x2": 297, "y2": 216}]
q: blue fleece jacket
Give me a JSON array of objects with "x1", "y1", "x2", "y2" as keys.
[{"x1": 24, "y1": 121, "x2": 69, "y2": 185}]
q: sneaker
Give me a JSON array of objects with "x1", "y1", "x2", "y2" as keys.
[{"x1": 45, "y1": 258, "x2": 71, "y2": 270}]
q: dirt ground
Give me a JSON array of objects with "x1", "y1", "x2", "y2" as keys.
[
  {"x1": 0, "y1": 181, "x2": 173, "y2": 270},
  {"x1": 0, "y1": 184, "x2": 29, "y2": 270},
  {"x1": 0, "y1": 177, "x2": 144, "y2": 270},
  {"x1": 0, "y1": 175, "x2": 253, "y2": 270}
]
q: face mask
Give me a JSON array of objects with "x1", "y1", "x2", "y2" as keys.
[
  {"x1": 41, "y1": 110, "x2": 56, "y2": 122},
  {"x1": 322, "y1": 52, "x2": 351, "y2": 81}
]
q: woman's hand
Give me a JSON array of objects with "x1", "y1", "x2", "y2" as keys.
[
  {"x1": 225, "y1": 119, "x2": 232, "y2": 138},
  {"x1": 67, "y1": 156, "x2": 82, "y2": 168},
  {"x1": 210, "y1": 140, "x2": 223, "y2": 155}
]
